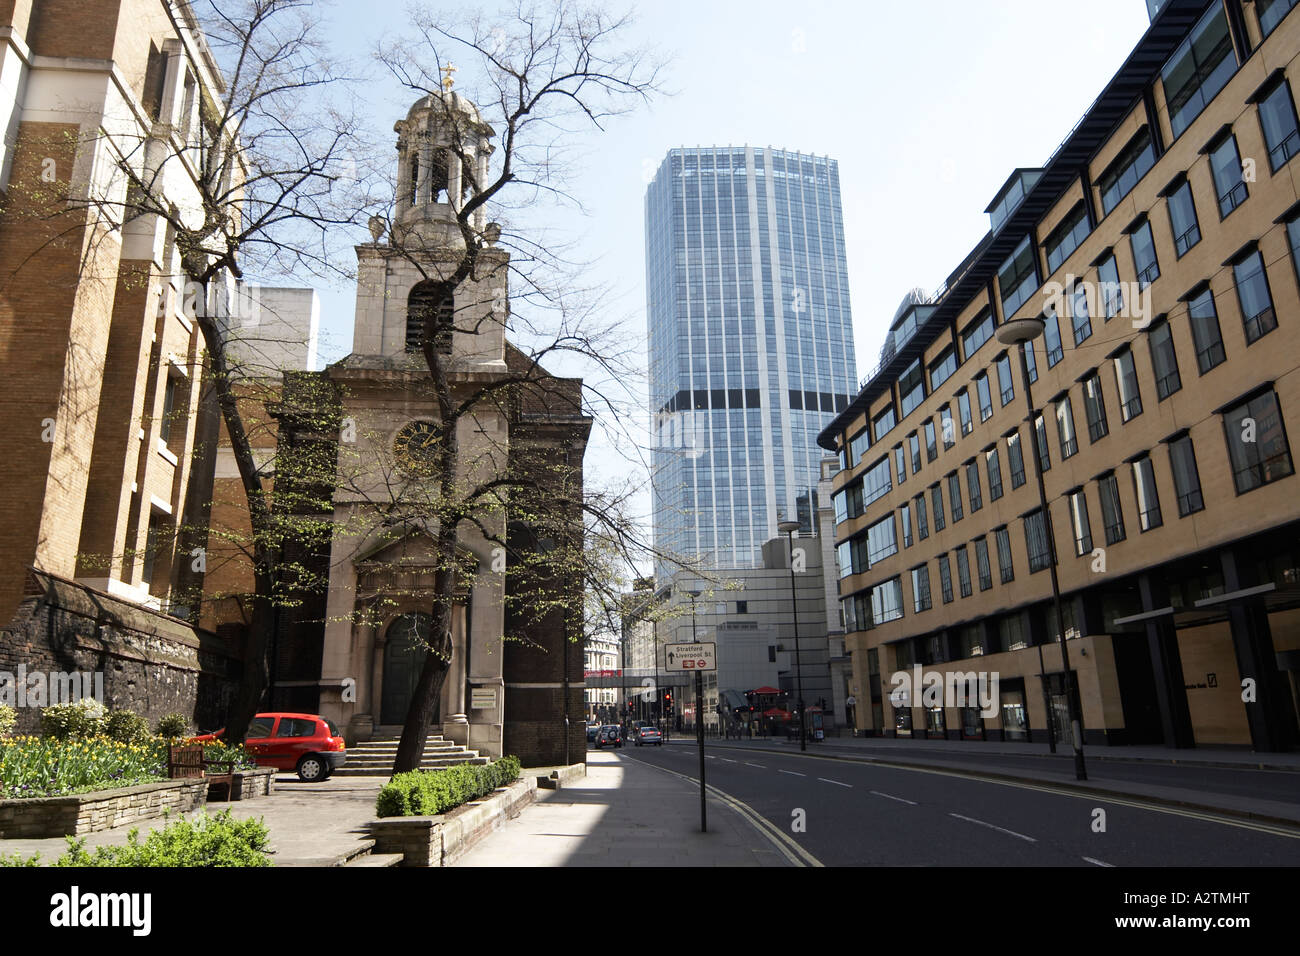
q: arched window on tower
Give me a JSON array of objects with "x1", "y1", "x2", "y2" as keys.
[
  {"x1": 429, "y1": 150, "x2": 449, "y2": 203},
  {"x1": 407, "y1": 280, "x2": 455, "y2": 354},
  {"x1": 409, "y1": 154, "x2": 419, "y2": 206}
]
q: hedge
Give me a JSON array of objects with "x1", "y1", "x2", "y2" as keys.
[
  {"x1": 375, "y1": 756, "x2": 522, "y2": 817},
  {"x1": 0, "y1": 811, "x2": 273, "y2": 867}
]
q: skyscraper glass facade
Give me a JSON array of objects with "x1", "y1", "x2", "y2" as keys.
[{"x1": 646, "y1": 146, "x2": 857, "y2": 576}]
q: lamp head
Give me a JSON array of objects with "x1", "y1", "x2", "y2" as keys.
[
  {"x1": 777, "y1": 520, "x2": 800, "y2": 534},
  {"x1": 995, "y1": 316, "x2": 1046, "y2": 345}
]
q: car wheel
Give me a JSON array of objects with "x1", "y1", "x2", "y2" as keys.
[{"x1": 297, "y1": 754, "x2": 327, "y2": 782}]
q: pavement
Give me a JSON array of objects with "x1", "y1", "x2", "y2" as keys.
[
  {"x1": 0, "y1": 774, "x2": 388, "y2": 866},
  {"x1": 452, "y1": 748, "x2": 795, "y2": 866}
]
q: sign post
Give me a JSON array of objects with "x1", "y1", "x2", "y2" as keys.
[{"x1": 665, "y1": 640, "x2": 716, "y2": 832}]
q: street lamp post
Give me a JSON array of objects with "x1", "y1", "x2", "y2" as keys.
[
  {"x1": 997, "y1": 317, "x2": 1087, "y2": 780},
  {"x1": 778, "y1": 518, "x2": 807, "y2": 752},
  {"x1": 685, "y1": 587, "x2": 706, "y2": 832}
]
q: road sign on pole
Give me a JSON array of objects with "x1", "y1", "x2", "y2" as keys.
[{"x1": 664, "y1": 642, "x2": 716, "y2": 672}]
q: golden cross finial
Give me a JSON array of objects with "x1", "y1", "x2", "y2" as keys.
[{"x1": 441, "y1": 62, "x2": 457, "y2": 91}]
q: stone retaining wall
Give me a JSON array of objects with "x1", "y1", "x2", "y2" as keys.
[{"x1": 0, "y1": 778, "x2": 209, "y2": 838}]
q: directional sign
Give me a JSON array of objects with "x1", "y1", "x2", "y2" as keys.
[{"x1": 664, "y1": 642, "x2": 716, "y2": 672}]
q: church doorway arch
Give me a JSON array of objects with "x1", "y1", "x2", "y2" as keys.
[{"x1": 381, "y1": 612, "x2": 436, "y2": 726}]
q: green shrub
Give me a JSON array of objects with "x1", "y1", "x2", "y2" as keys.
[
  {"x1": 104, "y1": 710, "x2": 151, "y2": 745},
  {"x1": 51, "y1": 811, "x2": 272, "y2": 867},
  {"x1": 0, "y1": 851, "x2": 40, "y2": 867},
  {"x1": 0, "y1": 704, "x2": 15, "y2": 739},
  {"x1": 39, "y1": 699, "x2": 107, "y2": 740},
  {"x1": 155, "y1": 713, "x2": 190, "y2": 738},
  {"x1": 375, "y1": 756, "x2": 522, "y2": 817}
]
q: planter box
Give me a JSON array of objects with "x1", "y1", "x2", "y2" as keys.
[
  {"x1": 210, "y1": 768, "x2": 275, "y2": 803},
  {"x1": 0, "y1": 778, "x2": 209, "y2": 838},
  {"x1": 369, "y1": 776, "x2": 538, "y2": 867}
]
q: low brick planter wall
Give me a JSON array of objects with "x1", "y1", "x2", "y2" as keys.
[
  {"x1": 0, "y1": 778, "x2": 209, "y2": 838},
  {"x1": 211, "y1": 768, "x2": 275, "y2": 803},
  {"x1": 369, "y1": 776, "x2": 538, "y2": 867}
]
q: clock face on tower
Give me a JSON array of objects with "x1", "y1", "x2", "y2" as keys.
[{"x1": 394, "y1": 420, "x2": 442, "y2": 475}]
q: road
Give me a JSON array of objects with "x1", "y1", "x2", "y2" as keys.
[{"x1": 614, "y1": 740, "x2": 1300, "y2": 866}]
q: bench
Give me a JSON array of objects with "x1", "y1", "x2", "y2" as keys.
[{"x1": 167, "y1": 744, "x2": 238, "y2": 802}]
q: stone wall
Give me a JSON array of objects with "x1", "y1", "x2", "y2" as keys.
[
  {"x1": 0, "y1": 778, "x2": 209, "y2": 838},
  {"x1": 0, "y1": 569, "x2": 240, "y2": 735}
]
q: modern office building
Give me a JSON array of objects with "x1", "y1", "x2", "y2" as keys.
[
  {"x1": 646, "y1": 146, "x2": 857, "y2": 578},
  {"x1": 821, "y1": 0, "x2": 1300, "y2": 752}
]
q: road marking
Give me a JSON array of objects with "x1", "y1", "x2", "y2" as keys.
[
  {"x1": 818, "y1": 777, "x2": 852, "y2": 788},
  {"x1": 620, "y1": 753, "x2": 823, "y2": 867},
  {"x1": 744, "y1": 762, "x2": 766, "y2": 769},
  {"x1": 1083, "y1": 856, "x2": 1114, "y2": 867},
  {"x1": 705, "y1": 755, "x2": 716, "y2": 760},
  {"x1": 870, "y1": 790, "x2": 918, "y2": 805},
  {"x1": 720, "y1": 757, "x2": 737, "y2": 763},
  {"x1": 949, "y1": 812, "x2": 1037, "y2": 842},
  {"x1": 779, "y1": 770, "x2": 806, "y2": 777}
]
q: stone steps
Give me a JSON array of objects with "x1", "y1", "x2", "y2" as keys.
[
  {"x1": 344, "y1": 851, "x2": 404, "y2": 867},
  {"x1": 335, "y1": 734, "x2": 488, "y2": 776}
]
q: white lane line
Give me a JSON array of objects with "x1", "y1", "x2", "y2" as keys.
[
  {"x1": 779, "y1": 770, "x2": 806, "y2": 777},
  {"x1": 720, "y1": 757, "x2": 737, "y2": 763},
  {"x1": 705, "y1": 755, "x2": 716, "y2": 760},
  {"x1": 817, "y1": 777, "x2": 852, "y2": 788},
  {"x1": 744, "y1": 762, "x2": 766, "y2": 769},
  {"x1": 948, "y1": 812, "x2": 1037, "y2": 842},
  {"x1": 870, "y1": 790, "x2": 918, "y2": 805},
  {"x1": 1082, "y1": 856, "x2": 1114, "y2": 867}
]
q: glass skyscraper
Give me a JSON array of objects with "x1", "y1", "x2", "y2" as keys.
[{"x1": 646, "y1": 146, "x2": 857, "y2": 576}]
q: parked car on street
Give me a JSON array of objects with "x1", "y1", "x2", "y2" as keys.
[
  {"x1": 595, "y1": 725, "x2": 623, "y2": 748},
  {"x1": 192, "y1": 712, "x2": 347, "y2": 782},
  {"x1": 635, "y1": 726, "x2": 663, "y2": 746},
  {"x1": 586, "y1": 722, "x2": 600, "y2": 743}
]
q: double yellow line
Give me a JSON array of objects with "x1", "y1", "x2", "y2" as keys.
[{"x1": 621, "y1": 752, "x2": 823, "y2": 867}]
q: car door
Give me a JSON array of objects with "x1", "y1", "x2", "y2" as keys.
[
  {"x1": 243, "y1": 716, "x2": 278, "y2": 766},
  {"x1": 275, "y1": 717, "x2": 318, "y2": 768}
]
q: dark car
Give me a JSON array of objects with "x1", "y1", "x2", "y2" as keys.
[
  {"x1": 586, "y1": 722, "x2": 600, "y2": 743},
  {"x1": 595, "y1": 725, "x2": 623, "y2": 748},
  {"x1": 635, "y1": 725, "x2": 663, "y2": 746}
]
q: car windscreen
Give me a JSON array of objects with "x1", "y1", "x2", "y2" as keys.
[{"x1": 247, "y1": 717, "x2": 274, "y2": 739}]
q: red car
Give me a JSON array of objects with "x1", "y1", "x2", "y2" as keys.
[{"x1": 193, "y1": 712, "x2": 346, "y2": 782}]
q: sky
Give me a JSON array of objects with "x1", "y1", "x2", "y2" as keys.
[{"x1": 286, "y1": 0, "x2": 1156, "y2": 538}]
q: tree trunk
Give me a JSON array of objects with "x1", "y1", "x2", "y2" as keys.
[{"x1": 393, "y1": 562, "x2": 457, "y2": 772}]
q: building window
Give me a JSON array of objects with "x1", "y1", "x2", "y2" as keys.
[
  {"x1": 931, "y1": 484, "x2": 946, "y2": 531},
  {"x1": 1258, "y1": 0, "x2": 1298, "y2": 37},
  {"x1": 994, "y1": 526, "x2": 1015, "y2": 583},
  {"x1": 1056, "y1": 394, "x2": 1079, "y2": 459},
  {"x1": 915, "y1": 493, "x2": 929, "y2": 540},
  {"x1": 924, "y1": 419, "x2": 938, "y2": 461},
  {"x1": 1068, "y1": 283, "x2": 1092, "y2": 345},
  {"x1": 966, "y1": 459, "x2": 983, "y2": 512},
  {"x1": 974, "y1": 537, "x2": 993, "y2": 591},
  {"x1": 986, "y1": 446, "x2": 1004, "y2": 501},
  {"x1": 1130, "y1": 219, "x2": 1160, "y2": 290},
  {"x1": 834, "y1": 479, "x2": 865, "y2": 523},
  {"x1": 1098, "y1": 472, "x2": 1126, "y2": 544},
  {"x1": 947, "y1": 472, "x2": 964, "y2": 522},
  {"x1": 962, "y1": 309, "x2": 995, "y2": 359},
  {"x1": 1233, "y1": 250, "x2": 1277, "y2": 344},
  {"x1": 159, "y1": 372, "x2": 181, "y2": 445},
  {"x1": 996, "y1": 353, "x2": 1015, "y2": 406},
  {"x1": 1161, "y1": 5, "x2": 1236, "y2": 139},
  {"x1": 1034, "y1": 413, "x2": 1051, "y2": 471},
  {"x1": 849, "y1": 429, "x2": 871, "y2": 468},
  {"x1": 909, "y1": 431, "x2": 922, "y2": 473},
  {"x1": 1006, "y1": 430, "x2": 1027, "y2": 488},
  {"x1": 1024, "y1": 340, "x2": 1039, "y2": 384},
  {"x1": 999, "y1": 236, "x2": 1039, "y2": 318},
  {"x1": 929, "y1": 347, "x2": 958, "y2": 392},
  {"x1": 1167, "y1": 434, "x2": 1205, "y2": 516},
  {"x1": 1068, "y1": 490, "x2": 1093, "y2": 556},
  {"x1": 1132, "y1": 455, "x2": 1163, "y2": 531},
  {"x1": 872, "y1": 578, "x2": 905, "y2": 626},
  {"x1": 141, "y1": 510, "x2": 171, "y2": 594},
  {"x1": 1083, "y1": 371, "x2": 1109, "y2": 442},
  {"x1": 911, "y1": 564, "x2": 932, "y2": 613},
  {"x1": 837, "y1": 540, "x2": 857, "y2": 578},
  {"x1": 1222, "y1": 389, "x2": 1295, "y2": 493},
  {"x1": 1114, "y1": 347, "x2": 1143, "y2": 422},
  {"x1": 938, "y1": 554, "x2": 954, "y2": 604},
  {"x1": 874, "y1": 405, "x2": 898, "y2": 441},
  {"x1": 1148, "y1": 320, "x2": 1182, "y2": 400},
  {"x1": 736, "y1": 601, "x2": 747, "y2": 614},
  {"x1": 940, "y1": 405, "x2": 956, "y2": 450},
  {"x1": 1097, "y1": 253, "x2": 1124, "y2": 320},
  {"x1": 898, "y1": 358, "x2": 926, "y2": 417},
  {"x1": 1045, "y1": 204, "x2": 1090, "y2": 274},
  {"x1": 862, "y1": 456, "x2": 893, "y2": 508},
  {"x1": 867, "y1": 515, "x2": 899, "y2": 565},
  {"x1": 901, "y1": 502, "x2": 913, "y2": 548},
  {"x1": 1287, "y1": 213, "x2": 1300, "y2": 291},
  {"x1": 1209, "y1": 135, "x2": 1248, "y2": 218},
  {"x1": 1167, "y1": 179, "x2": 1201, "y2": 257},
  {"x1": 955, "y1": 545, "x2": 973, "y2": 598},
  {"x1": 956, "y1": 389, "x2": 973, "y2": 436},
  {"x1": 1098, "y1": 128, "x2": 1156, "y2": 214},
  {"x1": 1041, "y1": 309, "x2": 1064, "y2": 367},
  {"x1": 975, "y1": 373, "x2": 994, "y2": 422},
  {"x1": 1258, "y1": 79, "x2": 1300, "y2": 171},
  {"x1": 1187, "y1": 286, "x2": 1227, "y2": 372},
  {"x1": 894, "y1": 444, "x2": 907, "y2": 485},
  {"x1": 1024, "y1": 509, "x2": 1053, "y2": 573},
  {"x1": 407, "y1": 280, "x2": 455, "y2": 354}
]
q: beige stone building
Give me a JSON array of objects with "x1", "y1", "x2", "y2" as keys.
[{"x1": 822, "y1": 0, "x2": 1300, "y2": 752}]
